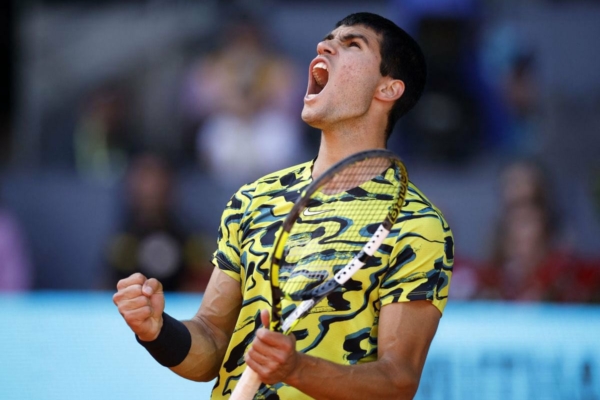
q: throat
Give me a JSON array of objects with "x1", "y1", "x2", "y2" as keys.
[{"x1": 313, "y1": 129, "x2": 386, "y2": 179}]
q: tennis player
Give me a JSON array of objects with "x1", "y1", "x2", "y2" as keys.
[{"x1": 113, "y1": 12, "x2": 453, "y2": 399}]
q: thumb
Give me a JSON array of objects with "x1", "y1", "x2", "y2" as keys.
[
  {"x1": 142, "y1": 278, "x2": 163, "y2": 297},
  {"x1": 260, "y1": 309, "x2": 270, "y2": 328},
  {"x1": 143, "y1": 278, "x2": 165, "y2": 317}
]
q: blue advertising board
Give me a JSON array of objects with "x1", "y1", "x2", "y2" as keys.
[{"x1": 0, "y1": 293, "x2": 598, "y2": 399}]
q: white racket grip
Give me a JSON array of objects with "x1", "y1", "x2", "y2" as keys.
[
  {"x1": 334, "y1": 225, "x2": 390, "y2": 285},
  {"x1": 230, "y1": 366, "x2": 261, "y2": 400}
]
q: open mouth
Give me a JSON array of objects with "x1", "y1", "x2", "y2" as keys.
[{"x1": 306, "y1": 61, "x2": 329, "y2": 100}]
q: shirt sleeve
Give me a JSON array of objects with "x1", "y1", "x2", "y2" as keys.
[
  {"x1": 211, "y1": 186, "x2": 253, "y2": 283},
  {"x1": 379, "y1": 211, "x2": 454, "y2": 314}
]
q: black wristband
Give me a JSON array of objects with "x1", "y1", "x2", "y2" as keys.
[{"x1": 136, "y1": 312, "x2": 192, "y2": 367}]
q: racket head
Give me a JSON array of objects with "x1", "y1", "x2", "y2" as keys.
[{"x1": 269, "y1": 149, "x2": 408, "y2": 332}]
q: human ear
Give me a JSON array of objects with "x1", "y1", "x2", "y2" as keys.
[{"x1": 375, "y1": 79, "x2": 405, "y2": 103}]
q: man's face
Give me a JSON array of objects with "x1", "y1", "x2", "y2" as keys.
[{"x1": 301, "y1": 24, "x2": 385, "y2": 129}]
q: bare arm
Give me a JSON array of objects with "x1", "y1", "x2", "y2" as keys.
[
  {"x1": 246, "y1": 300, "x2": 440, "y2": 399},
  {"x1": 171, "y1": 268, "x2": 242, "y2": 381},
  {"x1": 113, "y1": 268, "x2": 242, "y2": 382}
]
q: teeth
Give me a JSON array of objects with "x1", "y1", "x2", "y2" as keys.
[
  {"x1": 306, "y1": 94, "x2": 317, "y2": 100},
  {"x1": 312, "y1": 62, "x2": 328, "y2": 71}
]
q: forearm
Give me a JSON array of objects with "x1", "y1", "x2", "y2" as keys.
[
  {"x1": 286, "y1": 354, "x2": 419, "y2": 400},
  {"x1": 167, "y1": 269, "x2": 241, "y2": 382},
  {"x1": 168, "y1": 316, "x2": 230, "y2": 382}
]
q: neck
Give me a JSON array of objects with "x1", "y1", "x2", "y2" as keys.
[{"x1": 312, "y1": 122, "x2": 387, "y2": 179}]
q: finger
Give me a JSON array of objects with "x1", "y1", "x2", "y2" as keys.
[
  {"x1": 142, "y1": 278, "x2": 164, "y2": 297},
  {"x1": 246, "y1": 350, "x2": 275, "y2": 373},
  {"x1": 260, "y1": 309, "x2": 270, "y2": 328},
  {"x1": 255, "y1": 328, "x2": 296, "y2": 351},
  {"x1": 250, "y1": 335, "x2": 291, "y2": 366},
  {"x1": 245, "y1": 350, "x2": 287, "y2": 386},
  {"x1": 113, "y1": 284, "x2": 144, "y2": 305},
  {"x1": 121, "y1": 305, "x2": 154, "y2": 327},
  {"x1": 248, "y1": 335, "x2": 290, "y2": 363},
  {"x1": 116, "y1": 273, "x2": 147, "y2": 291},
  {"x1": 116, "y1": 295, "x2": 151, "y2": 314},
  {"x1": 246, "y1": 346, "x2": 277, "y2": 371}
]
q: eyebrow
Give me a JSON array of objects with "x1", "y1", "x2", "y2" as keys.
[{"x1": 322, "y1": 32, "x2": 370, "y2": 46}]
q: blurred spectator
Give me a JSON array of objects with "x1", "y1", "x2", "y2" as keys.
[
  {"x1": 453, "y1": 159, "x2": 600, "y2": 303},
  {"x1": 477, "y1": 20, "x2": 542, "y2": 157},
  {"x1": 181, "y1": 13, "x2": 306, "y2": 187},
  {"x1": 480, "y1": 200, "x2": 573, "y2": 301},
  {"x1": 0, "y1": 204, "x2": 32, "y2": 291},
  {"x1": 499, "y1": 158, "x2": 552, "y2": 209},
  {"x1": 501, "y1": 52, "x2": 540, "y2": 156},
  {"x1": 105, "y1": 153, "x2": 212, "y2": 292},
  {"x1": 73, "y1": 82, "x2": 138, "y2": 183}
]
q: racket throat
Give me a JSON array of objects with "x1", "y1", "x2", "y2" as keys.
[
  {"x1": 303, "y1": 279, "x2": 339, "y2": 300},
  {"x1": 297, "y1": 225, "x2": 391, "y2": 300},
  {"x1": 282, "y1": 298, "x2": 316, "y2": 333},
  {"x1": 334, "y1": 224, "x2": 390, "y2": 285}
]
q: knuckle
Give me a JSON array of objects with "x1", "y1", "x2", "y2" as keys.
[
  {"x1": 124, "y1": 284, "x2": 143, "y2": 297},
  {"x1": 132, "y1": 272, "x2": 147, "y2": 280},
  {"x1": 131, "y1": 295, "x2": 147, "y2": 307},
  {"x1": 116, "y1": 278, "x2": 127, "y2": 290},
  {"x1": 247, "y1": 346, "x2": 257, "y2": 359}
]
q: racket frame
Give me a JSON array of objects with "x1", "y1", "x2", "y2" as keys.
[{"x1": 271, "y1": 149, "x2": 408, "y2": 333}]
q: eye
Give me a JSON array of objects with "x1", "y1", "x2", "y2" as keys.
[{"x1": 349, "y1": 41, "x2": 360, "y2": 48}]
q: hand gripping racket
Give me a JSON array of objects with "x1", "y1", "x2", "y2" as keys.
[{"x1": 230, "y1": 149, "x2": 408, "y2": 399}]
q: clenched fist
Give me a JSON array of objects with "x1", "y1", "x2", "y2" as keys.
[
  {"x1": 113, "y1": 273, "x2": 165, "y2": 342},
  {"x1": 245, "y1": 309, "x2": 300, "y2": 385}
]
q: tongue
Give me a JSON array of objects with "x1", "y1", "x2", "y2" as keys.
[{"x1": 313, "y1": 68, "x2": 329, "y2": 88}]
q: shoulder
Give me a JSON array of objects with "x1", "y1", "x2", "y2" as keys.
[
  {"x1": 250, "y1": 161, "x2": 314, "y2": 194},
  {"x1": 398, "y1": 182, "x2": 452, "y2": 241},
  {"x1": 228, "y1": 160, "x2": 313, "y2": 207},
  {"x1": 218, "y1": 161, "x2": 313, "y2": 228}
]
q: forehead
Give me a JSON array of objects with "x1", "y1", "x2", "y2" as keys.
[{"x1": 328, "y1": 24, "x2": 382, "y2": 52}]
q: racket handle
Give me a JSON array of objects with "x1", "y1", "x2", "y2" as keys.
[{"x1": 230, "y1": 365, "x2": 262, "y2": 400}]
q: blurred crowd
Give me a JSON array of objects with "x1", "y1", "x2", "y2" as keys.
[
  {"x1": 0, "y1": 1, "x2": 599, "y2": 300},
  {"x1": 103, "y1": 153, "x2": 212, "y2": 292},
  {"x1": 452, "y1": 159, "x2": 600, "y2": 303},
  {"x1": 180, "y1": 15, "x2": 307, "y2": 186}
]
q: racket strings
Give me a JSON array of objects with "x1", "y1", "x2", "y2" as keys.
[{"x1": 279, "y1": 156, "x2": 402, "y2": 300}]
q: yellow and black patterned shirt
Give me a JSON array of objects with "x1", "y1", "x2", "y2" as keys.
[{"x1": 211, "y1": 160, "x2": 453, "y2": 399}]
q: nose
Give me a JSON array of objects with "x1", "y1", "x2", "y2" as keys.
[{"x1": 316, "y1": 40, "x2": 335, "y2": 55}]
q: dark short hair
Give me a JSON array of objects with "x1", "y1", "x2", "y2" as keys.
[{"x1": 335, "y1": 12, "x2": 427, "y2": 138}]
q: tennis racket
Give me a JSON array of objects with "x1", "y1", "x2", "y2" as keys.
[{"x1": 230, "y1": 149, "x2": 409, "y2": 400}]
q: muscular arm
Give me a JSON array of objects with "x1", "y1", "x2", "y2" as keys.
[
  {"x1": 246, "y1": 300, "x2": 440, "y2": 399},
  {"x1": 114, "y1": 268, "x2": 242, "y2": 383},
  {"x1": 170, "y1": 268, "x2": 242, "y2": 381}
]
